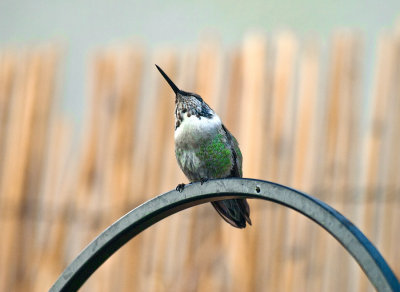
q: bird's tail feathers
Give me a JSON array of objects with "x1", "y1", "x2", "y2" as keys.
[{"x1": 211, "y1": 198, "x2": 251, "y2": 229}]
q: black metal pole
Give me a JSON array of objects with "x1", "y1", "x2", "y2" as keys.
[{"x1": 50, "y1": 178, "x2": 400, "y2": 292}]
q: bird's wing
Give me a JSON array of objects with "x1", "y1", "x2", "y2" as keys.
[
  {"x1": 221, "y1": 124, "x2": 243, "y2": 178},
  {"x1": 213, "y1": 124, "x2": 251, "y2": 228}
]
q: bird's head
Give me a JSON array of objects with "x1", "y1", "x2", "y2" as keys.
[{"x1": 155, "y1": 64, "x2": 214, "y2": 119}]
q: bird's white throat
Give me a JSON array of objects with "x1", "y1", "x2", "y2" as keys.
[{"x1": 174, "y1": 113, "x2": 221, "y2": 146}]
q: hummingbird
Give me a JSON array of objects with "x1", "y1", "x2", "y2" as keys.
[{"x1": 156, "y1": 65, "x2": 252, "y2": 229}]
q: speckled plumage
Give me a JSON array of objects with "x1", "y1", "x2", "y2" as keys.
[{"x1": 156, "y1": 65, "x2": 251, "y2": 228}]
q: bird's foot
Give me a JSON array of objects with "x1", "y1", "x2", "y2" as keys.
[
  {"x1": 200, "y1": 178, "x2": 209, "y2": 185},
  {"x1": 176, "y1": 183, "x2": 186, "y2": 192}
]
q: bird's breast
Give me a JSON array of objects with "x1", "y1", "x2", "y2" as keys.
[{"x1": 174, "y1": 114, "x2": 221, "y2": 149}]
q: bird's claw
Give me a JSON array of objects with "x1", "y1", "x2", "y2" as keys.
[
  {"x1": 176, "y1": 183, "x2": 185, "y2": 192},
  {"x1": 200, "y1": 178, "x2": 208, "y2": 185}
]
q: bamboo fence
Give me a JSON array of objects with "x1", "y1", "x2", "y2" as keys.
[{"x1": 0, "y1": 28, "x2": 399, "y2": 292}]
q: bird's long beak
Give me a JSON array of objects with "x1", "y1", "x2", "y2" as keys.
[{"x1": 155, "y1": 64, "x2": 180, "y2": 94}]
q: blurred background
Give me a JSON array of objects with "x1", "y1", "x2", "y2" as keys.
[{"x1": 1, "y1": 1, "x2": 400, "y2": 291}]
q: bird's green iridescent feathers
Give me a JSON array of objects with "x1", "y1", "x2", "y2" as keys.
[
  {"x1": 175, "y1": 126, "x2": 242, "y2": 181},
  {"x1": 195, "y1": 133, "x2": 232, "y2": 178}
]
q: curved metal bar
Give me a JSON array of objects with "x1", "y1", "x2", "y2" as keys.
[{"x1": 50, "y1": 178, "x2": 400, "y2": 292}]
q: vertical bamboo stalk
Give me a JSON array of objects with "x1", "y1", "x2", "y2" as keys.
[
  {"x1": 110, "y1": 47, "x2": 144, "y2": 292},
  {"x1": 265, "y1": 32, "x2": 298, "y2": 292},
  {"x1": 0, "y1": 51, "x2": 15, "y2": 185},
  {"x1": 20, "y1": 47, "x2": 59, "y2": 291},
  {"x1": 382, "y1": 35, "x2": 400, "y2": 280},
  {"x1": 69, "y1": 51, "x2": 115, "y2": 292},
  {"x1": 291, "y1": 41, "x2": 320, "y2": 191},
  {"x1": 0, "y1": 50, "x2": 16, "y2": 288},
  {"x1": 322, "y1": 32, "x2": 363, "y2": 292},
  {"x1": 32, "y1": 119, "x2": 72, "y2": 292},
  {"x1": 306, "y1": 34, "x2": 341, "y2": 292},
  {"x1": 359, "y1": 32, "x2": 396, "y2": 291},
  {"x1": 284, "y1": 40, "x2": 320, "y2": 292},
  {"x1": 0, "y1": 51, "x2": 43, "y2": 291}
]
